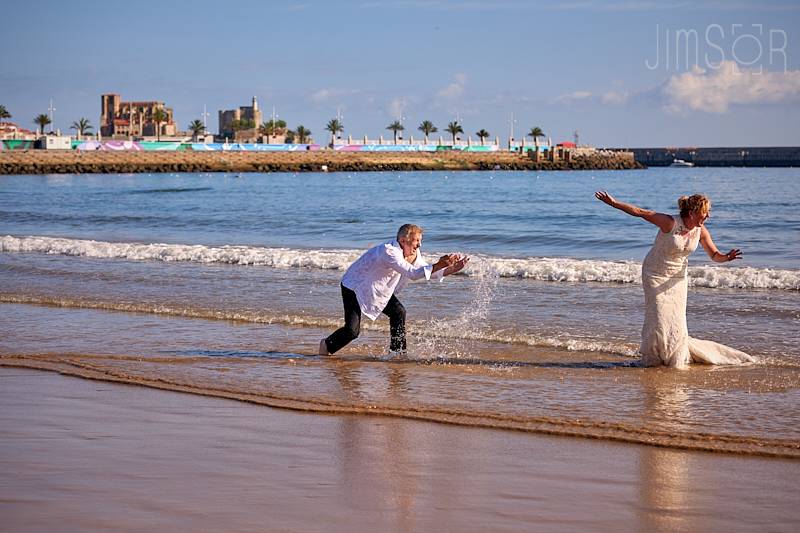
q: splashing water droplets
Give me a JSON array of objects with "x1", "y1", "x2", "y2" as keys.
[{"x1": 413, "y1": 257, "x2": 500, "y2": 360}]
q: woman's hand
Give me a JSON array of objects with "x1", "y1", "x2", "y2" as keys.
[
  {"x1": 723, "y1": 249, "x2": 742, "y2": 261},
  {"x1": 595, "y1": 190, "x2": 616, "y2": 207}
]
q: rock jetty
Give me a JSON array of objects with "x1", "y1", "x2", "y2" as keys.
[{"x1": 0, "y1": 150, "x2": 643, "y2": 175}]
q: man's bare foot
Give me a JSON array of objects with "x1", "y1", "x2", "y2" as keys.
[{"x1": 319, "y1": 338, "x2": 329, "y2": 356}]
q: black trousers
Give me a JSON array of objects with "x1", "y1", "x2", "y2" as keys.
[{"x1": 324, "y1": 284, "x2": 406, "y2": 354}]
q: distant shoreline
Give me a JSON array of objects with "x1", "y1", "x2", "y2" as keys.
[{"x1": 0, "y1": 150, "x2": 643, "y2": 174}]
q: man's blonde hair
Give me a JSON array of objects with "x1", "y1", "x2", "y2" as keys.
[{"x1": 397, "y1": 224, "x2": 424, "y2": 241}]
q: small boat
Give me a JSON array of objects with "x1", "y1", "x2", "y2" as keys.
[{"x1": 670, "y1": 158, "x2": 694, "y2": 167}]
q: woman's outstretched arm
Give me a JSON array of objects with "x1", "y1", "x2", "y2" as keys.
[
  {"x1": 594, "y1": 191, "x2": 675, "y2": 233},
  {"x1": 700, "y1": 226, "x2": 742, "y2": 262}
]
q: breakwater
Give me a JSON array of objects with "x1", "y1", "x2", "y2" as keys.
[
  {"x1": 0, "y1": 150, "x2": 643, "y2": 174},
  {"x1": 625, "y1": 146, "x2": 800, "y2": 167}
]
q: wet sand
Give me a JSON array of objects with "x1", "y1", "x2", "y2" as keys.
[
  {"x1": 1, "y1": 367, "x2": 797, "y2": 532},
  {"x1": 0, "y1": 149, "x2": 642, "y2": 174}
]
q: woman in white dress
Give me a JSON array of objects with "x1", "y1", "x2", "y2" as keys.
[{"x1": 595, "y1": 191, "x2": 754, "y2": 368}]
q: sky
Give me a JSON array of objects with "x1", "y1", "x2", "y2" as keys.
[{"x1": 1, "y1": 0, "x2": 798, "y2": 147}]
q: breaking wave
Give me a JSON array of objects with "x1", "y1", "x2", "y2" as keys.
[{"x1": 3, "y1": 235, "x2": 798, "y2": 291}]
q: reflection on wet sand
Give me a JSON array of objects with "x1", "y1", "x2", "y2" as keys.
[
  {"x1": 638, "y1": 374, "x2": 691, "y2": 532},
  {"x1": 331, "y1": 361, "x2": 418, "y2": 531},
  {"x1": 638, "y1": 447, "x2": 691, "y2": 533},
  {"x1": 331, "y1": 361, "x2": 501, "y2": 531}
]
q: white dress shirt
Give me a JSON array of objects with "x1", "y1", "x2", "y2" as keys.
[{"x1": 341, "y1": 240, "x2": 444, "y2": 320}]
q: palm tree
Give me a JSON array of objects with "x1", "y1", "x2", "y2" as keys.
[
  {"x1": 229, "y1": 119, "x2": 254, "y2": 132},
  {"x1": 417, "y1": 120, "x2": 437, "y2": 144},
  {"x1": 70, "y1": 118, "x2": 93, "y2": 139},
  {"x1": 445, "y1": 121, "x2": 463, "y2": 145},
  {"x1": 325, "y1": 118, "x2": 343, "y2": 147},
  {"x1": 0, "y1": 105, "x2": 11, "y2": 122},
  {"x1": 528, "y1": 127, "x2": 545, "y2": 150},
  {"x1": 188, "y1": 119, "x2": 205, "y2": 141},
  {"x1": 476, "y1": 129, "x2": 490, "y2": 146},
  {"x1": 259, "y1": 119, "x2": 287, "y2": 143},
  {"x1": 152, "y1": 108, "x2": 167, "y2": 141},
  {"x1": 386, "y1": 120, "x2": 404, "y2": 144},
  {"x1": 34, "y1": 114, "x2": 51, "y2": 135},
  {"x1": 295, "y1": 125, "x2": 312, "y2": 144}
]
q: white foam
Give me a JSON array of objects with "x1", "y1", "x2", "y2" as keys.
[
  {"x1": 0, "y1": 235, "x2": 359, "y2": 269},
  {"x1": 478, "y1": 255, "x2": 799, "y2": 290},
  {"x1": 3, "y1": 235, "x2": 798, "y2": 291}
]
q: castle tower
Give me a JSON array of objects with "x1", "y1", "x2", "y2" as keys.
[
  {"x1": 100, "y1": 94, "x2": 120, "y2": 137},
  {"x1": 252, "y1": 96, "x2": 258, "y2": 112}
]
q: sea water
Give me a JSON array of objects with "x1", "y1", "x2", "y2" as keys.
[{"x1": 1, "y1": 167, "x2": 798, "y2": 456}]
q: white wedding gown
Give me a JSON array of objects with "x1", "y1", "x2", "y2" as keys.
[{"x1": 639, "y1": 215, "x2": 754, "y2": 368}]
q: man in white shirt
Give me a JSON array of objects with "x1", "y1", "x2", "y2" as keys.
[{"x1": 320, "y1": 224, "x2": 469, "y2": 356}]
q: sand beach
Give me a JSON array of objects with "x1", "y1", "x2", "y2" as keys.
[{"x1": 2, "y1": 367, "x2": 798, "y2": 532}]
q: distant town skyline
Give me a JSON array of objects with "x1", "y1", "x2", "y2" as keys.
[{"x1": 1, "y1": 0, "x2": 798, "y2": 147}]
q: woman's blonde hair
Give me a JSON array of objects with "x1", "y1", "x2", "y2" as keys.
[{"x1": 678, "y1": 194, "x2": 711, "y2": 217}]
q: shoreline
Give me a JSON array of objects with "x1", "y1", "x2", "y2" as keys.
[
  {"x1": 2, "y1": 366, "x2": 798, "y2": 532},
  {"x1": 3, "y1": 354, "x2": 798, "y2": 459},
  {"x1": 0, "y1": 149, "x2": 644, "y2": 174}
]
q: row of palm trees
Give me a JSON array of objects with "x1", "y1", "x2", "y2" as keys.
[
  {"x1": 2, "y1": 105, "x2": 94, "y2": 139},
  {"x1": 1, "y1": 104, "x2": 546, "y2": 146},
  {"x1": 328, "y1": 116, "x2": 546, "y2": 147},
  {"x1": 1, "y1": 104, "x2": 95, "y2": 138}
]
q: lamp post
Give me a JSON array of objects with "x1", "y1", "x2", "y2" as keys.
[
  {"x1": 398, "y1": 113, "x2": 406, "y2": 144},
  {"x1": 508, "y1": 112, "x2": 517, "y2": 150},
  {"x1": 336, "y1": 107, "x2": 344, "y2": 143},
  {"x1": 397, "y1": 97, "x2": 406, "y2": 144},
  {"x1": 270, "y1": 106, "x2": 279, "y2": 144},
  {"x1": 47, "y1": 98, "x2": 56, "y2": 134},
  {"x1": 202, "y1": 104, "x2": 210, "y2": 137}
]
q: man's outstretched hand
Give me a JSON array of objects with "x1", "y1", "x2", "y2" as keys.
[
  {"x1": 434, "y1": 254, "x2": 458, "y2": 270},
  {"x1": 443, "y1": 254, "x2": 469, "y2": 276},
  {"x1": 433, "y1": 254, "x2": 469, "y2": 276}
]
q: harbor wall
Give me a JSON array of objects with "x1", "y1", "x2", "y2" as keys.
[{"x1": 622, "y1": 146, "x2": 800, "y2": 167}]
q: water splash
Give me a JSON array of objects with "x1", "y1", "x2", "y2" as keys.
[{"x1": 414, "y1": 257, "x2": 500, "y2": 360}]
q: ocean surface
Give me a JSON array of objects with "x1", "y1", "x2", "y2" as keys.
[{"x1": 1, "y1": 167, "x2": 798, "y2": 456}]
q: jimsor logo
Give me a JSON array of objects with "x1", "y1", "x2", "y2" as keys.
[{"x1": 645, "y1": 24, "x2": 788, "y2": 73}]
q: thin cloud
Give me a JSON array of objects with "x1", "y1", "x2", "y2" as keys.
[
  {"x1": 307, "y1": 88, "x2": 360, "y2": 104},
  {"x1": 436, "y1": 73, "x2": 467, "y2": 100},
  {"x1": 552, "y1": 90, "x2": 593, "y2": 105},
  {"x1": 601, "y1": 91, "x2": 630, "y2": 105}
]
